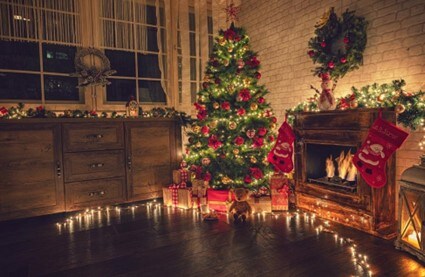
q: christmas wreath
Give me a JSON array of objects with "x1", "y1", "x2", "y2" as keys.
[
  {"x1": 70, "y1": 47, "x2": 117, "y2": 88},
  {"x1": 308, "y1": 7, "x2": 368, "y2": 80}
]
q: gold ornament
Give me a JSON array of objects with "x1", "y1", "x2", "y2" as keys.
[
  {"x1": 227, "y1": 84, "x2": 235, "y2": 93},
  {"x1": 228, "y1": 45, "x2": 234, "y2": 52},
  {"x1": 377, "y1": 93, "x2": 386, "y2": 102},
  {"x1": 250, "y1": 103, "x2": 258, "y2": 111},
  {"x1": 250, "y1": 156, "x2": 257, "y2": 163},
  {"x1": 210, "y1": 120, "x2": 218, "y2": 128},
  {"x1": 222, "y1": 176, "x2": 232, "y2": 184},
  {"x1": 219, "y1": 38, "x2": 226, "y2": 46},
  {"x1": 213, "y1": 102, "x2": 220, "y2": 109},
  {"x1": 192, "y1": 125, "x2": 201, "y2": 133},
  {"x1": 395, "y1": 104, "x2": 406, "y2": 114},
  {"x1": 271, "y1": 123, "x2": 277, "y2": 130},
  {"x1": 233, "y1": 149, "x2": 240, "y2": 155},
  {"x1": 229, "y1": 121, "x2": 237, "y2": 130},
  {"x1": 242, "y1": 46, "x2": 248, "y2": 52},
  {"x1": 223, "y1": 59, "x2": 230, "y2": 66},
  {"x1": 349, "y1": 99, "x2": 358, "y2": 109},
  {"x1": 196, "y1": 142, "x2": 202, "y2": 148},
  {"x1": 198, "y1": 96, "x2": 206, "y2": 103},
  {"x1": 263, "y1": 158, "x2": 269, "y2": 165},
  {"x1": 243, "y1": 78, "x2": 250, "y2": 86}
]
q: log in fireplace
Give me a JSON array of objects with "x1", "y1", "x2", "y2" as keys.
[{"x1": 294, "y1": 109, "x2": 397, "y2": 239}]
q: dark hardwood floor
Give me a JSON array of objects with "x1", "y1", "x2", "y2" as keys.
[{"x1": 0, "y1": 202, "x2": 424, "y2": 277}]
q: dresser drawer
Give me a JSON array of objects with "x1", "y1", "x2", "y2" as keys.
[
  {"x1": 65, "y1": 178, "x2": 125, "y2": 211},
  {"x1": 64, "y1": 150, "x2": 125, "y2": 182},
  {"x1": 63, "y1": 123, "x2": 124, "y2": 152}
]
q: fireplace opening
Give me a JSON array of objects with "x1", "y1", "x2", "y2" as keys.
[{"x1": 306, "y1": 143, "x2": 358, "y2": 192}]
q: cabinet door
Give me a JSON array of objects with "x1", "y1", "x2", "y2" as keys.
[
  {"x1": 125, "y1": 121, "x2": 181, "y2": 201},
  {"x1": 0, "y1": 123, "x2": 64, "y2": 220}
]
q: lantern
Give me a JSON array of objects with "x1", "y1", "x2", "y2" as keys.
[{"x1": 395, "y1": 155, "x2": 425, "y2": 262}]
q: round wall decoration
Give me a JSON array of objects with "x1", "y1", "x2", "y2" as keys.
[
  {"x1": 307, "y1": 7, "x2": 368, "y2": 81},
  {"x1": 70, "y1": 47, "x2": 117, "y2": 88}
]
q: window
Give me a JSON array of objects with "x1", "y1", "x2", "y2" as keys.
[
  {"x1": 100, "y1": 0, "x2": 167, "y2": 104},
  {"x1": 0, "y1": 0, "x2": 82, "y2": 103}
]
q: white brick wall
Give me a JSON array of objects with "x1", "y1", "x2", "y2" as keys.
[{"x1": 239, "y1": 0, "x2": 425, "y2": 178}]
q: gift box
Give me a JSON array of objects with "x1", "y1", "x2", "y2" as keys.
[
  {"x1": 192, "y1": 179, "x2": 208, "y2": 197},
  {"x1": 270, "y1": 174, "x2": 290, "y2": 211},
  {"x1": 207, "y1": 188, "x2": 234, "y2": 212},
  {"x1": 248, "y1": 195, "x2": 271, "y2": 213},
  {"x1": 162, "y1": 184, "x2": 193, "y2": 209},
  {"x1": 172, "y1": 169, "x2": 191, "y2": 184}
]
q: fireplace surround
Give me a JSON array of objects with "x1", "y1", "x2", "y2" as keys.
[{"x1": 294, "y1": 109, "x2": 397, "y2": 239}]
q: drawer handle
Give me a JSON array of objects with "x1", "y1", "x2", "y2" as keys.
[
  {"x1": 127, "y1": 155, "x2": 132, "y2": 170},
  {"x1": 56, "y1": 161, "x2": 62, "y2": 177},
  {"x1": 86, "y1": 134, "x2": 104, "y2": 139},
  {"x1": 90, "y1": 163, "x2": 105, "y2": 168},
  {"x1": 89, "y1": 190, "x2": 106, "y2": 197}
]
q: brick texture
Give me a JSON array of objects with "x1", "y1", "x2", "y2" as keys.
[{"x1": 239, "y1": 0, "x2": 425, "y2": 181}]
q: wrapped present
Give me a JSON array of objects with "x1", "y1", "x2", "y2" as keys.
[
  {"x1": 162, "y1": 184, "x2": 193, "y2": 209},
  {"x1": 270, "y1": 174, "x2": 290, "y2": 211},
  {"x1": 207, "y1": 188, "x2": 234, "y2": 212},
  {"x1": 248, "y1": 195, "x2": 271, "y2": 213},
  {"x1": 192, "y1": 179, "x2": 208, "y2": 197},
  {"x1": 172, "y1": 169, "x2": 191, "y2": 184}
]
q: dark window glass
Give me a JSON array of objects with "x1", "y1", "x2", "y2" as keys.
[
  {"x1": 146, "y1": 5, "x2": 157, "y2": 25},
  {"x1": 159, "y1": 7, "x2": 165, "y2": 27},
  {"x1": 106, "y1": 79, "x2": 136, "y2": 102},
  {"x1": 190, "y1": 82, "x2": 197, "y2": 104},
  {"x1": 139, "y1": 80, "x2": 166, "y2": 103},
  {"x1": 44, "y1": 75, "x2": 80, "y2": 101},
  {"x1": 189, "y1": 32, "x2": 196, "y2": 56},
  {"x1": 138, "y1": 53, "x2": 161, "y2": 78},
  {"x1": 105, "y1": 50, "x2": 135, "y2": 77},
  {"x1": 178, "y1": 56, "x2": 182, "y2": 79},
  {"x1": 189, "y1": 12, "x2": 195, "y2": 31},
  {"x1": 178, "y1": 81, "x2": 182, "y2": 103},
  {"x1": 147, "y1": 27, "x2": 159, "y2": 52},
  {"x1": 0, "y1": 40, "x2": 40, "y2": 71},
  {"x1": 208, "y1": 36, "x2": 213, "y2": 56},
  {"x1": 207, "y1": 16, "x2": 213, "y2": 34},
  {"x1": 190, "y1": 58, "x2": 196, "y2": 81},
  {"x1": 43, "y1": 44, "x2": 76, "y2": 73},
  {"x1": 0, "y1": 72, "x2": 41, "y2": 100}
]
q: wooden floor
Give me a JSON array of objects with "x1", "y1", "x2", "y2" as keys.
[{"x1": 0, "y1": 203, "x2": 424, "y2": 277}]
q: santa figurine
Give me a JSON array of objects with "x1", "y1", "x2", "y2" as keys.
[{"x1": 357, "y1": 141, "x2": 385, "y2": 174}]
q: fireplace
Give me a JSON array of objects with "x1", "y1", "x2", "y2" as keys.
[{"x1": 294, "y1": 109, "x2": 397, "y2": 239}]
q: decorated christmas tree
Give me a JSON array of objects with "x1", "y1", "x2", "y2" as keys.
[{"x1": 184, "y1": 23, "x2": 277, "y2": 191}]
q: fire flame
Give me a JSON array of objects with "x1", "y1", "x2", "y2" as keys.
[
  {"x1": 336, "y1": 150, "x2": 352, "y2": 180},
  {"x1": 326, "y1": 155, "x2": 335, "y2": 178},
  {"x1": 325, "y1": 150, "x2": 357, "y2": 181}
]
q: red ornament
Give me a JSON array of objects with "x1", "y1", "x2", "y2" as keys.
[
  {"x1": 340, "y1": 57, "x2": 347, "y2": 63},
  {"x1": 328, "y1": 61, "x2": 335, "y2": 69},
  {"x1": 221, "y1": 101, "x2": 231, "y2": 110},
  {"x1": 194, "y1": 102, "x2": 205, "y2": 111},
  {"x1": 237, "y1": 108, "x2": 246, "y2": 116},
  {"x1": 201, "y1": 126, "x2": 210, "y2": 135},
  {"x1": 253, "y1": 137, "x2": 264, "y2": 148},
  {"x1": 268, "y1": 135, "x2": 275, "y2": 142},
  {"x1": 320, "y1": 41, "x2": 327, "y2": 48},
  {"x1": 246, "y1": 129, "x2": 256, "y2": 138},
  {"x1": 36, "y1": 105, "x2": 44, "y2": 112},
  {"x1": 202, "y1": 82, "x2": 209, "y2": 89},
  {"x1": 343, "y1": 37, "x2": 349, "y2": 44},
  {"x1": 257, "y1": 97, "x2": 265, "y2": 104},
  {"x1": 271, "y1": 117, "x2": 277, "y2": 123},
  {"x1": 89, "y1": 110, "x2": 97, "y2": 116},
  {"x1": 224, "y1": 28, "x2": 236, "y2": 40},
  {"x1": 254, "y1": 72, "x2": 261, "y2": 79},
  {"x1": 308, "y1": 50, "x2": 315, "y2": 57},
  {"x1": 244, "y1": 175, "x2": 252, "y2": 184},
  {"x1": 238, "y1": 88, "x2": 251, "y2": 101},
  {"x1": 208, "y1": 135, "x2": 222, "y2": 150},
  {"x1": 234, "y1": 136, "x2": 244, "y2": 145},
  {"x1": 237, "y1": 59, "x2": 244, "y2": 69},
  {"x1": 320, "y1": 72, "x2": 330, "y2": 80},
  {"x1": 257, "y1": 127, "x2": 267, "y2": 136},
  {"x1": 250, "y1": 167, "x2": 264, "y2": 179},
  {"x1": 246, "y1": 56, "x2": 260, "y2": 67},
  {"x1": 0, "y1": 106, "x2": 8, "y2": 117},
  {"x1": 197, "y1": 110, "x2": 207, "y2": 120}
]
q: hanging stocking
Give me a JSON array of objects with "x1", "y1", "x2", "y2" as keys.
[
  {"x1": 267, "y1": 115, "x2": 295, "y2": 173},
  {"x1": 353, "y1": 111, "x2": 408, "y2": 188}
]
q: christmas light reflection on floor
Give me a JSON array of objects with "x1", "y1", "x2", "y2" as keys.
[{"x1": 56, "y1": 202, "x2": 373, "y2": 276}]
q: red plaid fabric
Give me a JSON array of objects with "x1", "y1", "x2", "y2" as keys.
[
  {"x1": 179, "y1": 169, "x2": 189, "y2": 183},
  {"x1": 169, "y1": 184, "x2": 180, "y2": 206}
]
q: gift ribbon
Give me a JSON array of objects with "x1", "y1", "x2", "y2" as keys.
[
  {"x1": 168, "y1": 184, "x2": 192, "y2": 206},
  {"x1": 179, "y1": 169, "x2": 189, "y2": 183}
]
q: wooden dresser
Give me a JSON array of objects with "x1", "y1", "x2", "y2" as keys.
[{"x1": 0, "y1": 118, "x2": 182, "y2": 221}]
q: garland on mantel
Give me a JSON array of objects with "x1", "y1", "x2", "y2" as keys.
[
  {"x1": 0, "y1": 103, "x2": 192, "y2": 125},
  {"x1": 288, "y1": 79, "x2": 425, "y2": 131}
]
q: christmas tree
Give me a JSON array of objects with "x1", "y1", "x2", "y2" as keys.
[{"x1": 185, "y1": 23, "x2": 277, "y2": 191}]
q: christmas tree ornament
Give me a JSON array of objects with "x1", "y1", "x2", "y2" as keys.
[
  {"x1": 377, "y1": 93, "x2": 385, "y2": 102},
  {"x1": 237, "y1": 108, "x2": 246, "y2": 116},
  {"x1": 210, "y1": 120, "x2": 218, "y2": 128},
  {"x1": 246, "y1": 129, "x2": 256, "y2": 138},
  {"x1": 257, "y1": 97, "x2": 265, "y2": 104},
  {"x1": 234, "y1": 136, "x2": 244, "y2": 145},
  {"x1": 250, "y1": 103, "x2": 258, "y2": 110},
  {"x1": 267, "y1": 116, "x2": 295, "y2": 173},
  {"x1": 201, "y1": 157, "x2": 211, "y2": 166},
  {"x1": 254, "y1": 72, "x2": 261, "y2": 79},
  {"x1": 237, "y1": 59, "x2": 244, "y2": 69},
  {"x1": 229, "y1": 121, "x2": 237, "y2": 130},
  {"x1": 227, "y1": 84, "x2": 235, "y2": 93},
  {"x1": 221, "y1": 101, "x2": 231, "y2": 110},
  {"x1": 223, "y1": 59, "x2": 230, "y2": 66},
  {"x1": 196, "y1": 142, "x2": 202, "y2": 148},
  {"x1": 271, "y1": 123, "x2": 277, "y2": 129},
  {"x1": 213, "y1": 102, "x2": 220, "y2": 109},
  {"x1": 233, "y1": 149, "x2": 240, "y2": 155},
  {"x1": 349, "y1": 99, "x2": 358, "y2": 109},
  {"x1": 238, "y1": 88, "x2": 251, "y2": 101},
  {"x1": 243, "y1": 78, "x2": 250, "y2": 86},
  {"x1": 395, "y1": 104, "x2": 406, "y2": 114},
  {"x1": 222, "y1": 176, "x2": 232, "y2": 184},
  {"x1": 250, "y1": 156, "x2": 257, "y2": 163},
  {"x1": 219, "y1": 38, "x2": 226, "y2": 46},
  {"x1": 228, "y1": 45, "x2": 234, "y2": 52},
  {"x1": 192, "y1": 125, "x2": 201, "y2": 133},
  {"x1": 353, "y1": 111, "x2": 408, "y2": 188},
  {"x1": 201, "y1": 125, "x2": 210, "y2": 135}
]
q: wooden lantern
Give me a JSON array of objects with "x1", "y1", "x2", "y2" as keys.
[{"x1": 395, "y1": 155, "x2": 425, "y2": 262}]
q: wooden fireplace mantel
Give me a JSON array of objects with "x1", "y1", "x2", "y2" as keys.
[{"x1": 293, "y1": 109, "x2": 397, "y2": 239}]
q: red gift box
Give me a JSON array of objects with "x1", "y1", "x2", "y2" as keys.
[
  {"x1": 207, "y1": 188, "x2": 234, "y2": 212},
  {"x1": 270, "y1": 174, "x2": 290, "y2": 211}
]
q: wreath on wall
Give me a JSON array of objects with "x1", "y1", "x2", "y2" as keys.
[
  {"x1": 70, "y1": 47, "x2": 117, "y2": 88},
  {"x1": 307, "y1": 7, "x2": 368, "y2": 81}
]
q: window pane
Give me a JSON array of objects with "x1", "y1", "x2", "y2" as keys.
[
  {"x1": 190, "y1": 58, "x2": 196, "y2": 81},
  {"x1": 105, "y1": 50, "x2": 135, "y2": 77},
  {"x1": 146, "y1": 5, "x2": 157, "y2": 25},
  {"x1": 159, "y1": 7, "x2": 165, "y2": 27},
  {"x1": 0, "y1": 72, "x2": 41, "y2": 100},
  {"x1": 138, "y1": 53, "x2": 161, "y2": 78},
  {"x1": 189, "y1": 12, "x2": 195, "y2": 31},
  {"x1": 160, "y1": 28, "x2": 166, "y2": 51},
  {"x1": 208, "y1": 35, "x2": 214, "y2": 56},
  {"x1": 178, "y1": 81, "x2": 182, "y2": 104},
  {"x1": 0, "y1": 40, "x2": 39, "y2": 71},
  {"x1": 139, "y1": 80, "x2": 166, "y2": 103},
  {"x1": 106, "y1": 79, "x2": 136, "y2": 102},
  {"x1": 178, "y1": 56, "x2": 182, "y2": 79},
  {"x1": 44, "y1": 75, "x2": 80, "y2": 101},
  {"x1": 189, "y1": 32, "x2": 196, "y2": 56},
  {"x1": 43, "y1": 44, "x2": 76, "y2": 73},
  {"x1": 207, "y1": 16, "x2": 213, "y2": 34},
  {"x1": 147, "y1": 27, "x2": 159, "y2": 52},
  {"x1": 190, "y1": 82, "x2": 197, "y2": 104}
]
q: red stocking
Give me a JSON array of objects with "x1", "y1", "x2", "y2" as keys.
[
  {"x1": 267, "y1": 116, "x2": 295, "y2": 173},
  {"x1": 353, "y1": 111, "x2": 408, "y2": 188}
]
